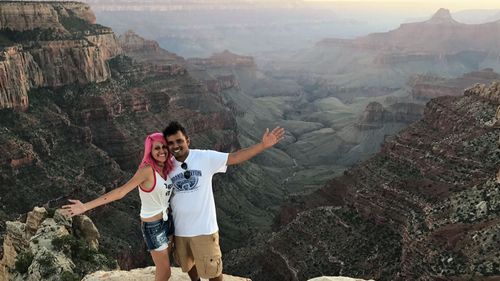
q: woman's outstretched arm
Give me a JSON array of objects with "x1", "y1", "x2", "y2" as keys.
[{"x1": 61, "y1": 167, "x2": 151, "y2": 217}]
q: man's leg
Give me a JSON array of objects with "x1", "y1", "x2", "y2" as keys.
[
  {"x1": 188, "y1": 265, "x2": 199, "y2": 281},
  {"x1": 174, "y1": 236, "x2": 197, "y2": 280},
  {"x1": 209, "y1": 274, "x2": 223, "y2": 281},
  {"x1": 191, "y1": 232, "x2": 223, "y2": 280}
]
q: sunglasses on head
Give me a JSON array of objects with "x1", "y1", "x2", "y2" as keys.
[{"x1": 181, "y1": 162, "x2": 191, "y2": 179}]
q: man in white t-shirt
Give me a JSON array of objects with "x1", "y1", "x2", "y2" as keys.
[{"x1": 163, "y1": 121, "x2": 285, "y2": 281}]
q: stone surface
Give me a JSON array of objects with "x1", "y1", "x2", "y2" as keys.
[
  {"x1": 465, "y1": 80, "x2": 500, "y2": 104},
  {"x1": 73, "y1": 215, "x2": 100, "y2": 251},
  {"x1": 25, "y1": 207, "x2": 48, "y2": 237},
  {"x1": 25, "y1": 247, "x2": 74, "y2": 281},
  {"x1": 308, "y1": 277, "x2": 373, "y2": 281},
  {"x1": 83, "y1": 266, "x2": 251, "y2": 281}
]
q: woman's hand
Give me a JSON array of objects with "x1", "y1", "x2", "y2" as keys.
[{"x1": 61, "y1": 199, "x2": 88, "y2": 218}]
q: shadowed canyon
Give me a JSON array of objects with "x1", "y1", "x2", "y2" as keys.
[{"x1": 1, "y1": 1, "x2": 500, "y2": 280}]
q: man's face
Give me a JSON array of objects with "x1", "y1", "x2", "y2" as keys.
[{"x1": 165, "y1": 131, "x2": 190, "y2": 162}]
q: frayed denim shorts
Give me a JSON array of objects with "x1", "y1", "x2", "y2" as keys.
[{"x1": 141, "y1": 215, "x2": 174, "y2": 251}]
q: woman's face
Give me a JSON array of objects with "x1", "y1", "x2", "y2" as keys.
[{"x1": 151, "y1": 141, "x2": 168, "y2": 163}]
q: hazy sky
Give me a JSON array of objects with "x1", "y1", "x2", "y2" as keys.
[{"x1": 308, "y1": 0, "x2": 500, "y2": 11}]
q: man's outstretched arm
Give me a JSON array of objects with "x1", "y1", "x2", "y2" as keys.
[{"x1": 227, "y1": 126, "x2": 285, "y2": 165}]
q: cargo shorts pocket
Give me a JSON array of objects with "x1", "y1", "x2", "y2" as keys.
[{"x1": 203, "y1": 254, "x2": 222, "y2": 278}]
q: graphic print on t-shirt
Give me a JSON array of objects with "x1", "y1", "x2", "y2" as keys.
[
  {"x1": 171, "y1": 170, "x2": 202, "y2": 192},
  {"x1": 165, "y1": 183, "x2": 174, "y2": 200}
]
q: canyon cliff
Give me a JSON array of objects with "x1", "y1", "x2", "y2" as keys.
[
  {"x1": 225, "y1": 82, "x2": 500, "y2": 280},
  {"x1": 0, "y1": 1, "x2": 122, "y2": 111}
]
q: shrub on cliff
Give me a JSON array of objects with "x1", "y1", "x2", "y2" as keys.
[
  {"x1": 52, "y1": 235, "x2": 117, "y2": 277},
  {"x1": 14, "y1": 250, "x2": 34, "y2": 274}
]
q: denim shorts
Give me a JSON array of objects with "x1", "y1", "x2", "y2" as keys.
[{"x1": 141, "y1": 216, "x2": 174, "y2": 251}]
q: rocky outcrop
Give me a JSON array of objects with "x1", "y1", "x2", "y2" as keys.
[
  {"x1": 85, "y1": 32, "x2": 123, "y2": 61},
  {"x1": 357, "y1": 102, "x2": 387, "y2": 128},
  {"x1": 484, "y1": 105, "x2": 500, "y2": 128},
  {"x1": 0, "y1": 45, "x2": 43, "y2": 111},
  {"x1": 117, "y1": 30, "x2": 183, "y2": 66},
  {"x1": 465, "y1": 80, "x2": 500, "y2": 104},
  {"x1": 410, "y1": 69, "x2": 500, "y2": 101},
  {"x1": 0, "y1": 2, "x2": 95, "y2": 32},
  {"x1": 0, "y1": 207, "x2": 115, "y2": 281},
  {"x1": 188, "y1": 50, "x2": 255, "y2": 69},
  {"x1": 206, "y1": 75, "x2": 240, "y2": 93},
  {"x1": 29, "y1": 40, "x2": 112, "y2": 87},
  {"x1": 356, "y1": 101, "x2": 424, "y2": 129}
]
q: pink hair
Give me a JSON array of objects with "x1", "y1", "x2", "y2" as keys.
[{"x1": 139, "y1": 132, "x2": 173, "y2": 176}]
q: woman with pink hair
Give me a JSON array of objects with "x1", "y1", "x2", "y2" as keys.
[{"x1": 62, "y1": 132, "x2": 175, "y2": 281}]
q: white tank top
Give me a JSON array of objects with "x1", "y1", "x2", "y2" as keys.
[{"x1": 139, "y1": 168, "x2": 173, "y2": 221}]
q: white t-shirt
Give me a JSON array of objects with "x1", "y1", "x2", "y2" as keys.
[{"x1": 169, "y1": 149, "x2": 228, "y2": 237}]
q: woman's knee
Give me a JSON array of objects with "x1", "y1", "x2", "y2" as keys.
[{"x1": 156, "y1": 266, "x2": 171, "y2": 280}]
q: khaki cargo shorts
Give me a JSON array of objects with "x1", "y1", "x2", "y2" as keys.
[{"x1": 173, "y1": 232, "x2": 223, "y2": 279}]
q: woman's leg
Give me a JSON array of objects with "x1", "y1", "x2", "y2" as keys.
[{"x1": 150, "y1": 248, "x2": 171, "y2": 281}]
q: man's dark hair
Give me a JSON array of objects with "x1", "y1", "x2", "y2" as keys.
[{"x1": 163, "y1": 121, "x2": 188, "y2": 138}]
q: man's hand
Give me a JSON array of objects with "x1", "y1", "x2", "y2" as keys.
[
  {"x1": 261, "y1": 126, "x2": 285, "y2": 148},
  {"x1": 227, "y1": 126, "x2": 286, "y2": 165}
]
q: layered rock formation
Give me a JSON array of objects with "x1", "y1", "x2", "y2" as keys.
[
  {"x1": 410, "y1": 69, "x2": 500, "y2": 101},
  {"x1": 186, "y1": 51, "x2": 250, "y2": 94},
  {"x1": 0, "y1": 2, "x2": 95, "y2": 32},
  {"x1": 206, "y1": 75, "x2": 240, "y2": 93},
  {"x1": 319, "y1": 8, "x2": 500, "y2": 54},
  {"x1": 0, "y1": 1, "x2": 122, "y2": 111},
  {"x1": 226, "y1": 83, "x2": 500, "y2": 280},
  {"x1": 466, "y1": 80, "x2": 500, "y2": 104},
  {"x1": 0, "y1": 45, "x2": 42, "y2": 111},
  {"x1": 117, "y1": 30, "x2": 184, "y2": 66},
  {"x1": 356, "y1": 101, "x2": 424, "y2": 130},
  {"x1": 188, "y1": 50, "x2": 255, "y2": 69}
]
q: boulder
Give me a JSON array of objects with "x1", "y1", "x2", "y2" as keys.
[
  {"x1": 73, "y1": 215, "x2": 100, "y2": 251},
  {"x1": 25, "y1": 207, "x2": 48, "y2": 237}
]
